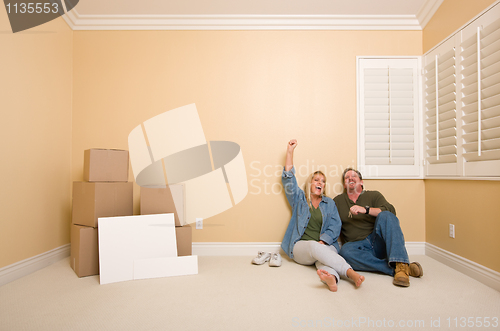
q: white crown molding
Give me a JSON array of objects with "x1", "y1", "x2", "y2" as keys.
[
  {"x1": 416, "y1": 0, "x2": 444, "y2": 29},
  {"x1": 62, "y1": 11, "x2": 423, "y2": 31}
]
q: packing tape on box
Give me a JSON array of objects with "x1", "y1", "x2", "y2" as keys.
[{"x1": 128, "y1": 104, "x2": 248, "y2": 225}]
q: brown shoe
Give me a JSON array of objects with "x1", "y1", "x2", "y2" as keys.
[
  {"x1": 409, "y1": 262, "x2": 423, "y2": 278},
  {"x1": 393, "y1": 263, "x2": 410, "y2": 287}
]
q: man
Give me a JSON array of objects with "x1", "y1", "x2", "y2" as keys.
[{"x1": 333, "y1": 168, "x2": 423, "y2": 287}]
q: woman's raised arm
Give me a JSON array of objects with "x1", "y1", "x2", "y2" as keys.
[{"x1": 285, "y1": 139, "x2": 297, "y2": 172}]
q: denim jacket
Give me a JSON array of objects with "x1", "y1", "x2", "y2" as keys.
[{"x1": 281, "y1": 167, "x2": 341, "y2": 258}]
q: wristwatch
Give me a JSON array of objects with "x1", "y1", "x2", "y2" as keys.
[{"x1": 365, "y1": 206, "x2": 370, "y2": 214}]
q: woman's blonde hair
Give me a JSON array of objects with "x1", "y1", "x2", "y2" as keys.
[{"x1": 304, "y1": 170, "x2": 326, "y2": 208}]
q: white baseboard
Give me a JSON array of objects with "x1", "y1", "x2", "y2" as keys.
[
  {"x1": 426, "y1": 243, "x2": 500, "y2": 292},
  {"x1": 0, "y1": 244, "x2": 70, "y2": 287},
  {"x1": 192, "y1": 241, "x2": 427, "y2": 256},
  {"x1": 192, "y1": 242, "x2": 283, "y2": 256},
  {"x1": 405, "y1": 241, "x2": 426, "y2": 255}
]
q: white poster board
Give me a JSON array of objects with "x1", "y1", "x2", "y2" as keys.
[{"x1": 98, "y1": 213, "x2": 197, "y2": 285}]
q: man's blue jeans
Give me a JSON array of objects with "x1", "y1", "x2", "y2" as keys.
[{"x1": 339, "y1": 211, "x2": 409, "y2": 276}]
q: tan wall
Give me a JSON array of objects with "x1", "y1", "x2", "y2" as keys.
[
  {"x1": 0, "y1": 13, "x2": 73, "y2": 268},
  {"x1": 364, "y1": 180, "x2": 426, "y2": 242},
  {"x1": 72, "y1": 30, "x2": 424, "y2": 243},
  {"x1": 425, "y1": 180, "x2": 500, "y2": 272},
  {"x1": 1, "y1": 0, "x2": 497, "y2": 274},
  {"x1": 423, "y1": 0, "x2": 500, "y2": 273},
  {"x1": 423, "y1": 0, "x2": 497, "y2": 53}
]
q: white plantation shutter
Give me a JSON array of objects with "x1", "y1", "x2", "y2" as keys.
[
  {"x1": 357, "y1": 58, "x2": 421, "y2": 178},
  {"x1": 461, "y1": 15, "x2": 500, "y2": 176},
  {"x1": 423, "y1": 38, "x2": 459, "y2": 176},
  {"x1": 423, "y1": 1, "x2": 500, "y2": 178}
]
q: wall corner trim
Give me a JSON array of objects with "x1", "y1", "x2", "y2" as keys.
[{"x1": 416, "y1": 0, "x2": 445, "y2": 29}]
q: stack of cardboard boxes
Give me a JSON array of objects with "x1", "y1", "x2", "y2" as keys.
[
  {"x1": 70, "y1": 148, "x2": 193, "y2": 279},
  {"x1": 140, "y1": 185, "x2": 192, "y2": 257},
  {"x1": 70, "y1": 149, "x2": 133, "y2": 277}
]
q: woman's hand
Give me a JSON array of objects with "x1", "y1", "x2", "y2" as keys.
[
  {"x1": 288, "y1": 139, "x2": 297, "y2": 152},
  {"x1": 285, "y1": 139, "x2": 297, "y2": 172}
]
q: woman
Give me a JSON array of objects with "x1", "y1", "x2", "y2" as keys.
[{"x1": 281, "y1": 139, "x2": 364, "y2": 291}]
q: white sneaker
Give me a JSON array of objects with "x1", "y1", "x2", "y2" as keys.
[
  {"x1": 252, "y1": 251, "x2": 271, "y2": 265},
  {"x1": 269, "y1": 252, "x2": 282, "y2": 267}
]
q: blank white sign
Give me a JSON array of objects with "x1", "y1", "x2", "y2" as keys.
[
  {"x1": 134, "y1": 255, "x2": 198, "y2": 280},
  {"x1": 98, "y1": 214, "x2": 179, "y2": 285}
]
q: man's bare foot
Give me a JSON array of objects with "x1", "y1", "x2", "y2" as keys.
[
  {"x1": 346, "y1": 268, "x2": 365, "y2": 287},
  {"x1": 317, "y1": 269, "x2": 338, "y2": 292}
]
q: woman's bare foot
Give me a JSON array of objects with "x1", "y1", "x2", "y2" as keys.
[
  {"x1": 346, "y1": 268, "x2": 365, "y2": 287},
  {"x1": 317, "y1": 269, "x2": 338, "y2": 292}
]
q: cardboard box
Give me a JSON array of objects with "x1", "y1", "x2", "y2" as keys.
[
  {"x1": 98, "y1": 214, "x2": 198, "y2": 285},
  {"x1": 71, "y1": 224, "x2": 99, "y2": 277},
  {"x1": 140, "y1": 184, "x2": 185, "y2": 226},
  {"x1": 84, "y1": 149, "x2": 129, "y2": 182},
  {"x1": 72, "y1": 182, "x2": 133, "y2": 227},
  {"x1": 175, "y1": 225, "x2": 192, "y2": 256}
]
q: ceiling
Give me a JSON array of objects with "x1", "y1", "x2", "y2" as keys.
[
  {"x1": 63, "y1": 0, "x2": 444, "y2": 30},
  {"x1": 75, "y1": 0, "x2": 426, "y2": 16}
]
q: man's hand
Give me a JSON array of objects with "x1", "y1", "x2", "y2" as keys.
[
  {"x1": 349, "y1": 205, "x2": 367, "y2": 216},
  {"x1": 350, "y1": 205, "x2": 382, "y2": 217}
]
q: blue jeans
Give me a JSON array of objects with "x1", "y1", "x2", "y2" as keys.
[{"x1": 339, "y1": 211, "x2": 409, "y2": 276}]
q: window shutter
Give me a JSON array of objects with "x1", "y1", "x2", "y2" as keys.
[
  {"x1": 423, "y1": 2, "x2": 500, "y2": 178},
  {"x1": 357, "y1": 58, "x2": 421, "y2": 178},
  {"x1": 424, "y1": 38, "x2": 459, "y2": 176},
  {"x1": 461, "y1": 15, "x2": 500, "y2": 176}
]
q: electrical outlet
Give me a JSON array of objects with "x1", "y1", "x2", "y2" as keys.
[
  {"x1": 449, "y1": 224, "x2": 455, "y2": 238},
  {"x1": 196, "y1": 218, "x2": 203, "y2": 230}
]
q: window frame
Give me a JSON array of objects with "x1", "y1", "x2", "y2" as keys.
[{"x1": 356, "y1": 56, "x2": 424, "y2": 179}]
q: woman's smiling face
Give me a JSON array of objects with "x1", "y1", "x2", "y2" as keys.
[{"x1": 310, "y1": 173, "x2": 326, "y2": 196}]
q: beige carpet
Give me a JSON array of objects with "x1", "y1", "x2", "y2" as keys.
[{"x1": 1, "y1": 255, "x2": 499, "y2": 331}]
